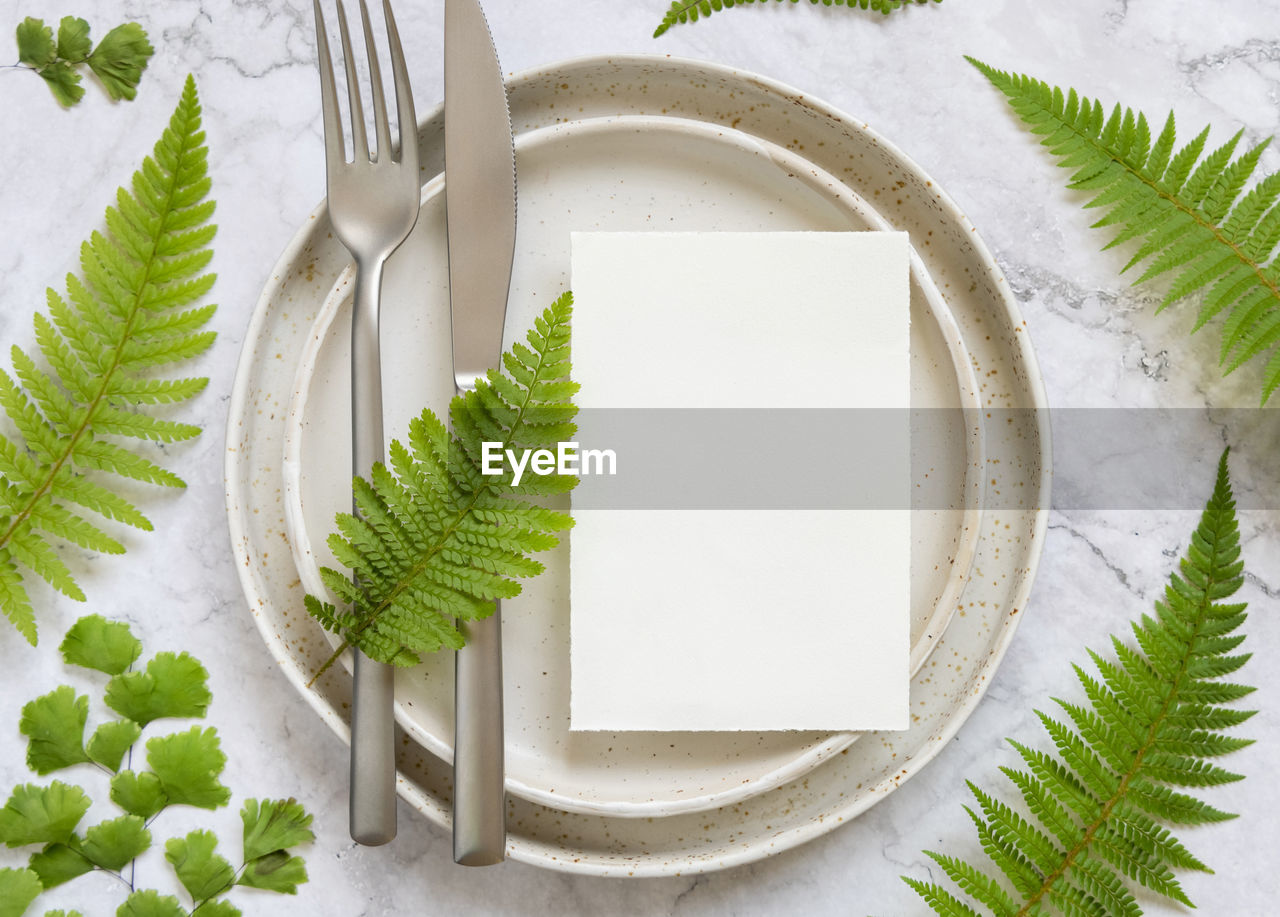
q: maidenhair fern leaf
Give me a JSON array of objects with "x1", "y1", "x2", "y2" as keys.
[
  {"x1": 652, "y1": 0, "x2": 940, "y2": 37},
  {"x1": 305, "y1": 293, "x2": 577, "y2": 677},
  {"x1": 971, "y1": 58, "x2": 1280, "y2": 404},
  {"x1": 904, "y1": 449, "x2": 1254, "y2": 915},
  {"x1": 0, "y1": 75, "x2": 217, "y2": 645}
]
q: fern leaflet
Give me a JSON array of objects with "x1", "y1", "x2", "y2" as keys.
[
  {"x1": 972, "y1": 57, "x2": 1280, "y2": 404},
  {"x1": 305, "y1": 293, "x2": 577, "y2": 679},
  {"x1": 0, "y1": 75, "x2": 217, "y2": 645},
  {"x1": 904, "y1": 448, "x2": 1254, "y2": 915},
  {"x1": 652, "y1": 0, "x2": 940, "y2": 38}
]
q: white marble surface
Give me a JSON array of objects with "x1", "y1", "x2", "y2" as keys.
[{"x1": 1, "y1": 0, "x2": 1277, "y2": 913}]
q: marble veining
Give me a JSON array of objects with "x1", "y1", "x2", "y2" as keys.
[{"x1": 1, "y1": 0, "x2": 1276, "y2": 913}]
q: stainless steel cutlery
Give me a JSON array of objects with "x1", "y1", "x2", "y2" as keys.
[
  {"x1": 312, "y1": 0, "x2": 420, "y2": 847},
  {"x1": 443, "y1": 0, "x2": 518, "y2": 867},
  {"x1": 313, "y1": 0, "x2": 516, "y2": 861}
]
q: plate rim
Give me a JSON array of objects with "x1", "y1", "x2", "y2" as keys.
[
  {"x1": 225, "y1": 52, "x2": 1052, "y2": 875},
  {"x1": 278, "y1": 111, "x2": 988, "y2": 817}
]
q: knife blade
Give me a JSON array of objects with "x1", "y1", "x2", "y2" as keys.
[{"x1": 444, "y1": 0, "x2": 516, "y2": 867}]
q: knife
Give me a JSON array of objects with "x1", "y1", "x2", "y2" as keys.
[{"x1": 444, "y1": 0, "x2": 516, "y2": 867}]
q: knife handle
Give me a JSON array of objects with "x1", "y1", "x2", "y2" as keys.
[
  {"x1": 349, "y1": 260, "x2": 397, "y2": 846},
  {"x1": 350, "y1": 649, "x2": 396, "y2": 844},
  {"x1": 453, "y1": 608, "x2": 505, "y2": 865}
]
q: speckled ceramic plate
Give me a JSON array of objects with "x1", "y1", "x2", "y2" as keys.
[
  {"x1": 278, "y1": 114, "x2": 984, "y2": 818},
  {"x1": 226, "y1": 55, "x2": 1049, "y2": 874}
]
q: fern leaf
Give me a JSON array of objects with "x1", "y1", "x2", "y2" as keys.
[
  {"x1": 971, "y1": 58, "x2": 1280, "y2": 403},
  {"x1": 652, "y1": 0, "x2": 940, "y2": 38},
  {"x1": 0, "y1": 75, "x2": 217, "y2": 644},
  {"x1": 926, "y1": 851, "x2": 1021, "y2": 915},
  {"x1": 903, "y1": 877, "x2": 986, "y2": 917},
  {"x1": 904, "y1": 449, "x2": 1253, "y2": 915},
  {"x1": 306, "y1": 293, "x2": 578, "y2": 678}
]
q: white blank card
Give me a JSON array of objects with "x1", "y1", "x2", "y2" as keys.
[{"x1": 569, "y1": 231, "x2": 911, "y2": 731}]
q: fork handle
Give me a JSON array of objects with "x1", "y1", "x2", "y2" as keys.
[
  {"x1": 453, "y1": 608, "x2": 505, "y2": 864},
  {"x1": 349, "y1": 259, "x2": 397, "y2": 846}
]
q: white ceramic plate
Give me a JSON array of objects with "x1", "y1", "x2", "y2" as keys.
[
  {"x1": 226, "y1": 55, "x2": 1049, "y2": 874},
  {"x1": 280, "y1": 114, "x2": 984, "y2": 817}
]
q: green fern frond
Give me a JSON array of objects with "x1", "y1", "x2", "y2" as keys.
[
  {"x1": 905, "y1": 449, "x2": 1254, "y2": 915},
  {"x1": 652, "y1": 0, "x2": 940, "y2": 38},
  {"x1": 305, "y1": 293, "x2": 578, "y2": 679},
  {"x1": 970, "y1": 57, "x2": 1280, "y2": 404},
  {"x1": 0, "y1": 75, "x2": 217, "y2": 645}
]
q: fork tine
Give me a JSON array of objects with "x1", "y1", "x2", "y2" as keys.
[
  {"x1": 357, "y1": 0, "x2": 391, "y2": 162},
  {"x1": 335, "y1": 0, "x2": 370, "y2": 163},
  {"x1": 313, "y1": 0, "x2": 345, "y2": 169},
  {"x1": 383, "y1": 0, "x2": 417, "y2": 170}
]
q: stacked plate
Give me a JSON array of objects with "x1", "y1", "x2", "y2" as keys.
[{"x1": 226, "y1": 55, "x2": 1050, "y2": 876}]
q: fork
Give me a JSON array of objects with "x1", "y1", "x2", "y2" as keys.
[{"x1": 313, "y1": 0, "x2": 420, "y2": 846}]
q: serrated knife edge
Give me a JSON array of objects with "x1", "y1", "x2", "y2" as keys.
[{"x1": 444, "y1": 0, "x2": 517, "y2": 393}]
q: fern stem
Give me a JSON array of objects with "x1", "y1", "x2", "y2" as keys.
[
  {"x1": 1055, "y1": 120, "x2": 1280, "y2": 325},
  {"x1": 94, "y1": 865, "x2": 132, "y2": 890},
  {"x1": 973, "y1": 58, "x2": 1280, "y2": 395},
  {"x1": 310, "y1": 308, "x2": 570, "y2": 683},
  {"x1": 1014, "y1": 512, "x2": 1234, "y2": 914},
  {"x1": 191, "y1": 861, "x2": 244, "y2": 912},
  {"x1": 312, "y1": 477, "x2": 487, "y2": 680},
  {"x1": 0, "y1": 99, "x2": 200, "y2": 560},
  {"x1": 653, "y1": 0, "x2": 936, "y2": 36}
]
